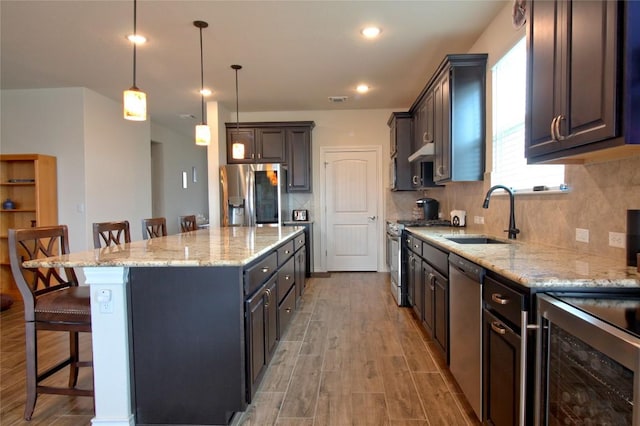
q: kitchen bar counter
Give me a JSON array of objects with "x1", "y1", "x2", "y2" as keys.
[
  {"x1": 406, "y1": 227, "x2": 640, "y2": 288},
  {"x1": 24, "y1": 226, "x2": 304, "y2": 426},
  {"x1": 25, "y1": 226, "x2": 303, "y2": 268}
]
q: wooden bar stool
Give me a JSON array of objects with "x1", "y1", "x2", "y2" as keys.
[
  {"x1": 92, "y1": 220, "x2": 131, "y2": 249},
  {"x1": 141, "y1": 217, "x2": 167, "y2": 240},
  {"x1": 179, "y1": 215, "x2": 198, "y2": 232},
  {"x1": 8, "y1": 225, "x2": 93, "y2": 420}
]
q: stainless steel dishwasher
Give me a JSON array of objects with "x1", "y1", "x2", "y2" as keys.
[{"x1": 449, "y1": 253, "x2": 484, "y2": 421}]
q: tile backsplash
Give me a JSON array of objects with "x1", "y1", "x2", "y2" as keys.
[{"x1": 387, "y1": 154, "x2": 640, "y2": 262}]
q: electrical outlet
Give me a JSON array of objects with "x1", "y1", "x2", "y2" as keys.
[
  {"x1": 99, "y1": 302, "x2": 113, "y2": 313},
  {"x1": 575, "y1": 228, "x2": 589, "y2": 243},
  {"x1": 609, "y1": 232, "x2": 625, "y2": 248},
  {"x1": 474, "y1": 216, "x2": 485, "y2": 224}
]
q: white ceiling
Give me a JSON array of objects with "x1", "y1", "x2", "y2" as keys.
[{"x1": 1, "y1": 0, "x2": 507, "y2": 138}]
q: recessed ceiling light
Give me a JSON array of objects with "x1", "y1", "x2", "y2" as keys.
[
  {"x1": 127, "y1": 34, "x2": 147, "y2": 44},
  {"x1": 200, "y1": 88, "x2": 212, "y2": 96},
  {"x1": 356, "y1": 84, "x2": 369, "y2": 94},
  {"x1": 361, "y1": 27, "x2": 381, "y2": 38}
]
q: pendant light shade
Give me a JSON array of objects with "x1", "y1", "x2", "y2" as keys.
[
  {"x1": 195, "y1": 124, "x2": 211, "y2": 146},
  {"x1": 231, "y1": 64, "x2": 244, "y2": 159},
  {"x1": 123, "y1": 0, "x2": 147, "y2": 121},
  {"x1": 194, "y1": 20, "x2": 210, "y2": 146}
]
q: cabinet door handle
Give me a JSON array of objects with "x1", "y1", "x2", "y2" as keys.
[
  {"x1": 285, "y1": 275, "x2": 291, "y2": 280},
  {"x1": 265, "y1": 288, "x2": 271, "y2": 307},
  {"x1": 550, "y1": 116, "x2": 558, "y2": 141},
  {"x1": 285, "y1": 307, "x2": 292, "y2": 313},
  {"x1": 491, "y1": 293, "x2": 510, "y2": 305},
  {"x1": 491, "y1": 321, "x2": 507, "y2": 335},
  {"x1": 413, "y1": 244, "x2": 420, "y2": 249},
  {"x1": 555, "y1": 115, "x2": 566, "y2": 141},
  {"x1": 412, "y1": 175, "x2": 419, "y2": 185},
  {"x1": 423, "y1": 132, "x2": 429, "y2": 143},
  {"x1": 428, "y1": 273, "x2": 435, "y2": 290},
  {"x1": 261, "y1": 266, "x2": 270, "y2": 273},
  {"x1": 285, "y1": 250, "x2": 290, "y2": 254}
]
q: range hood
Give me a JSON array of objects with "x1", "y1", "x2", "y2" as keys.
[{"x1": 408, "y1": 143, "x2": 435, "y2": 162}]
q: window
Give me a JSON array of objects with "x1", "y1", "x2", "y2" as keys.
[{"x1": 491, "y1": 38, "x2": 564, "y2": 191}]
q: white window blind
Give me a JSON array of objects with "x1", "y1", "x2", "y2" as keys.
[{"x1": 491, "y1": 38, "x2": 564, "y2": 191}]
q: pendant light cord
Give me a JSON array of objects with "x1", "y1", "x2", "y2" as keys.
[
  {"x1": 232, "y1": 65, "x2": 242, "y2": 135},
  {"x1": 132, "y1": 0, "x2": 137, "y2": 88},
  {"x1": 199, "y1": 26, "x2": 205, "y2": 125},
  {"x1": 235, "y1": 67, "x2": 240, "y2": 133}
]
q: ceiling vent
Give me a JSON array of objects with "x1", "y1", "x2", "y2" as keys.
[{"x1": 328, "y1": 96, "x2": 348, "y2": 103}]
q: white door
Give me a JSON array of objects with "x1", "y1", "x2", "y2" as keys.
[{"x1": 323, "y1": 149, "x2": 379, "y2": 271}]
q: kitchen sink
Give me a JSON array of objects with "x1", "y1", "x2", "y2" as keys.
[{"x1": 445, "y1": 236, "x2": 509, "y2": 244}]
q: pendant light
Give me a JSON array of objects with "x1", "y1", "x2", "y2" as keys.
[
  {"x1": 231, "y1": 64, "x2": 244, "y2": 159},
  {"x1": 123, "y1": 0, "x2": 147, "y2": 121},
  {"x1": 194, "y1": 20, "x2": 210, "y2": 146}
]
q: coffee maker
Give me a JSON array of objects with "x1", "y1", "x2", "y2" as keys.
[{"x1": 416, "y1": 198, "x2": 439, "y2": 220}]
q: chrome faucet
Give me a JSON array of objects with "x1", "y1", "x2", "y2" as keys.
[{"x1": 482, "y1": 185, "x2": 520, "y2": 239}]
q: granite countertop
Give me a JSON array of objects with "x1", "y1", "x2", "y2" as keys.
[
  {"x1": 406, "y1": 227, "x2": 640, "y2": 289},
  {"x1": 24, "y1": 226, "x2": 304, "y2": 269}
]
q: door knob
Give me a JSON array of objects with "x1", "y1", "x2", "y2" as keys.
[{"x1": 368, "y1": 216, "x2": 376, "y2": 220}]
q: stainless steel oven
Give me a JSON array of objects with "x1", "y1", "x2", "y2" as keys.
[
  {"x1": 386, "y1": 221, "x2": 404, "y2": 306},
  {"x1": 536, "y1": 293, "x2": 640, "y2": 425}
]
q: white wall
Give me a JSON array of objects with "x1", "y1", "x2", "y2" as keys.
[
  {"x1": 467, "y1": 2, "x2": 526, "y2": 175},
  {"x1": 1, "y1": 87, "x2": 152, "y2": 250},
  {"x1": 151, "y1": 122, "x2": 209, "y2": 235},
  {"x1": 84, "y1": 89, "x2": 151, "y2": 243},
  {"x1": 1, "y1": 88, "x2": 88, "y2": 251},
  {"x1": 205, "y1": 101, "x2": 230, "y2": 227}
]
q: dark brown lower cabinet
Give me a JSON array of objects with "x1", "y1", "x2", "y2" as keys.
[
  {"x1": 433, "y1": 270, "x2": 448, "y2": 356},
  {"x1": 422, "y1": 262, "x2": 448, "y2": 359},
  {"x1": 246, "y1": 273, "x2": 278, "y2": 401},
  {"x1": 413, "y1": 258, "x2": 424, "y2": 321},
  {"x1": 482, "y1": 308, "x2": 521, "y2": 426},
  {"x1": 295, "y1": 246, "x2": 306, "y2": 301}
]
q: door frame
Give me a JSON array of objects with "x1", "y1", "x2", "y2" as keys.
[{"x1": 318, "y1": 145, "x2": 384, "y2": 272}]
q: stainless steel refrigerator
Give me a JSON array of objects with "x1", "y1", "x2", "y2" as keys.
[{"x1": 220, "y1": 163, "x2": 287, "y2": 226}]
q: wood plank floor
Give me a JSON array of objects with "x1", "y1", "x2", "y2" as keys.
[{"x1": 1, "y1": 272, "x2": 479, "y2": 425}]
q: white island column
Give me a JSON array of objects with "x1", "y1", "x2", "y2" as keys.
[{"x1": 85, "y1": 266, "x2": 135, "y2": 426}]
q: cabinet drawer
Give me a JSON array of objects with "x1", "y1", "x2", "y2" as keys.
[
  {"x1": 422, "y1": 242, "x2": 448, "y2": 276},
  {"x1": 278, "y1": 284, "x2": 296, "y2": 338},
  {"x1": 277, "y1": 240, "x2": 295, "y2": 265},
  {"x1": 277, "y1": 257, "x2": 295, "y2": 304},
  {"x1": 293, "y1": 232, "x2": 306, "y2": 252},
  {"x1": 483, "y1": 276, "x2": 524, "y2": 329},
  {"x1": 407, "y1": 235, "x2": 422, "y2": 254},
  {"x1": 245, "y1": 252, "x2": 277, "y2": 296}
]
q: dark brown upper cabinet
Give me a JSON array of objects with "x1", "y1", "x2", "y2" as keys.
[
  {"x1": 526, "y1": 0, "x2": 640, "y2": 163},
  {"x1": 409, "y1": 54, "x2": 487, "y2": 184},
  {"x1": 226, "y1": 121, "x2": 315, "y2": 192}
]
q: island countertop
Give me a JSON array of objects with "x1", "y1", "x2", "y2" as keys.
[
  {"x1": 405, "y1": 227, "x2": 640, "y2": 289},
  {"x1": 24, "y1": 226, "x2": 304, "y2": 268}
]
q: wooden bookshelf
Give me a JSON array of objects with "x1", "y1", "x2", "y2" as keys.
[{"x1": 0, "y1": 154, "x2": 57, "y2": 298}]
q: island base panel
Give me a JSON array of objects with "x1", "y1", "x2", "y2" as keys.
[{"x1": 128, "y1": 267, "x2": 246, "y2": 425}]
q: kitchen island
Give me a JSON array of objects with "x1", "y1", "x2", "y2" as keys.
[{"x1": 25, "y1": 226, "x2": 305, "y2": 426}]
